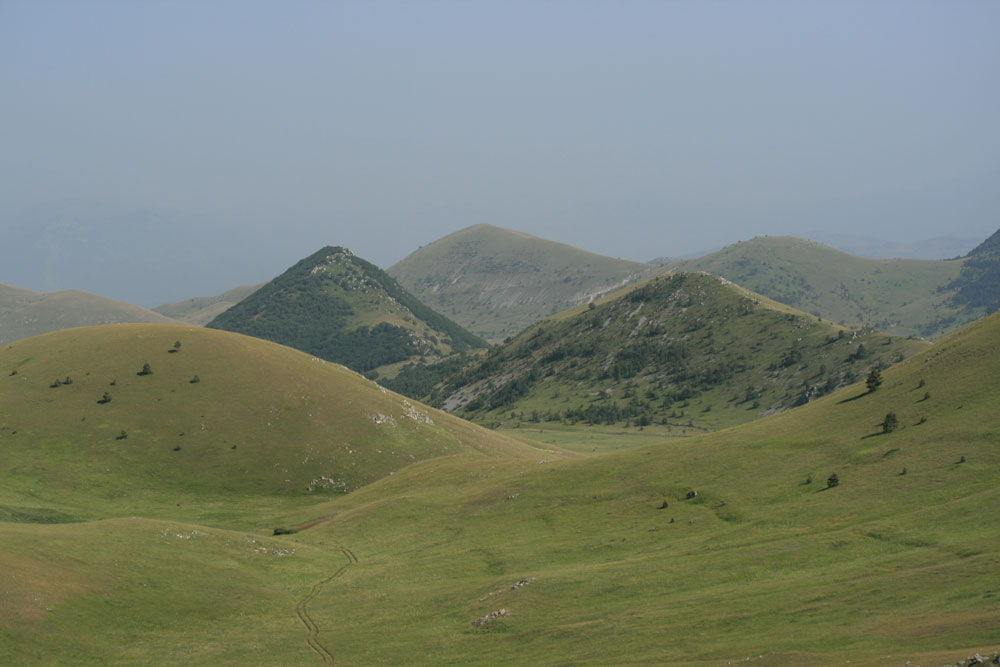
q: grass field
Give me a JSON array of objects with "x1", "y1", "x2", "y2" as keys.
[{"x1": 1, "y1": 316, "x2": 997, "y2": 664}]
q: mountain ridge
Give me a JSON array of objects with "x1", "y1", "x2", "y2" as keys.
[
  {"x1": 666, "y1": 235, "x2": 985, "y2": 338},
  {"x1": 388, "y1": 224, "x2": 663, "y2": 342},
  {"x1": 406, "y1": 271, "x2": 928, "y2": 433}
]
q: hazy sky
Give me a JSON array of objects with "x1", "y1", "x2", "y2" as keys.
[{"x1": 2, "y1": 1, "x2": 998, "y2": 306}]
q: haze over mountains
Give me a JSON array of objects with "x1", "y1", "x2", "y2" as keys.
[
  {"x1": 4, "y1": 2, "x2": 997, "y2": 661},
  {"x1": 4, "y1": 224, "x2": 999, "y2": 352},
  {"x1": 388, "y1": 224, "x2": 661, "y2": 342},
  {"x1": 0, "y1": 283, "x2": 177, "y2": 345}
]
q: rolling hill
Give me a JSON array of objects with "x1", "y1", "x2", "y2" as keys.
[
  {"x1": 0, "y1": 323, "x2": 548, "y2": 521},
  {"x1": 1, "y1": 311, "x2": 994, "y2": 664},
  {"x1": 416, "y1": 272, "x2": 929, "y2": 432},
  {"x1": 274, "y1": 314, "x2": 998, "y2": 665},
  {"x1": 207, "y1": 246, "x2": 487, "y2": 376},
  {"x1": 152, "y1": 283, "x2": 264, "y2": 325},
  {"x1": 667, "y1": 235, "x2": 985, "y2": 338},
  {"x1": 388, "y1": 224, "x2": 663, "y2": 342},
  {"x1": 0, "y1": 283, "x2": 177, "y2": 345}
]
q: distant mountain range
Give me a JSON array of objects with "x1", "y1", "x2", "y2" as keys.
[
  {"x1": 153, "y1": 283, "x2": 264, "y2": 326},
  {"x1": 665, "y1": 235, "x2": 995, "y2": 338},
  {"x1": 388, "y1": 224, "x2": 662, "y2": 342},
  {"x1": 206, "y1": 246, "x2": 487, "y2": 375},
  {"x1": 0, "y1": 283, "x2": 176, "y2": 345},
  {"x1": 801, "y1": 230, "x2": 981, "y2": 260},
  {"x1": 4, "y1": 224, "x2": 997, "y2": 351}
]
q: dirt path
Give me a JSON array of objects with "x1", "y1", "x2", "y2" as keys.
[
  {"x1": 291, "y1": 516, "x2": 357, "y2": 666},
  {"x1": 293, "y1": 515, "x2": 337, "y2": 532}
]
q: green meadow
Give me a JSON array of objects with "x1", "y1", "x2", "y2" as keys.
[{"x1": 1, "y1": 316, "x2": 998, "y2": 665}]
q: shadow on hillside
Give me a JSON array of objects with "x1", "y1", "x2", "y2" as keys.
[
  {"x1": 860, "y1": 430, "x2": 889, "y2": 440},
  {"x1": 837, "y1": 390, "x2": 872, "y2": 404}
]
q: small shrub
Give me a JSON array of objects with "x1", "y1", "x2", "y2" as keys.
[
  {"x1": 272, "y1": 527, "x2": 298, "y2": 536},
  {"x1": 827, "y1": 473, "x2": 840, "y2": 488},
  {"x1": 866, "y1": 369, "x2": 883, "y2": 392},
  {"x1": 116, "y1": 430, "x2": 128, "y2": 440},
  {"x1": 137, "y1": 363, "x2": 153, "y2": 376},
  {"x1": 882, "y1": 412, "x2": 899, "y2": 433},
  {"x1": 190, "y1": 375, "x2": 200, "y2": 384},
  {"x1": 97, "y1": 392, "x2": 112, "y2": 405},
  {"x1": 168, "y1": 341, "x2": 182, "y2": 353}
]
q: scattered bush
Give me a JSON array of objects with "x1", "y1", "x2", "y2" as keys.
[
  {"x1": 882, "y1": 412, "x2": 899, "y2": 433},
  {"x1": 190, "y1": 375, "x2": 200, "y2": 384},
  {"x1": 137, "y1": 363, "x2": 153, "y2": 376},
  {"x1": 272, "y1": 527, "x2": 298, "y2": 536},
  {"x1": 169, "y1": 341, "x2": 182, "y2": 353},
  {"x1": 827, "y1": 473, "x2": 840, "y2": 488},
  {"x1": 97, "y1": 392, "x2": 112, "y2": 404},
  {"x1": 866, "y1": 369, "x2": 883, "y2": 392}
]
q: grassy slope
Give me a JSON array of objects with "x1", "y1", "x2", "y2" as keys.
[
  {"x1": 388, "y1": 224, "x2": 663, "y2": 342},
  {"x1": 1, "y1": 316, "x2": 996, "y2": 665},
  {"x1": 670, "y1": 236, "x2": 974, "y2": 338},
  {"x1": 0, "y1": 283, "x2": 177, "y2": 345},
  {"x1": 432, "y1": 272, "x2": 929, "y2": 433},
  {"x1": 152, "y1": 283, "x2": 265, "y2": 325},
  {"x1": 0, "y1": 324, "x2": 549, "y2": 522},
  {"x1": 263, "y1": 312, "x2": 1000, "y2": 665}
]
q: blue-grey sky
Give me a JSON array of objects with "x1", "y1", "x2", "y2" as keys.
[{"x1": 2, "y1": 1, "x2": 998, "y2": 306}]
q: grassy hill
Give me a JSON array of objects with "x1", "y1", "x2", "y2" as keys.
[
  {"x1": 0, "y1": 283, "x2": 177, "y2": 345},
  {"x1": 0, "y1": 324, "x2": 548, "y2": 521},
  {"x1": 152, "y1": 283, "x2": 264, "y2": 325},
  {"x1": 207, "y1": 246, "x2": 487, "y2": 377},
  {"x1": 668, "y1": 235, "x2": 985, "y2": 338},
  {"x1": 267, "y1": 312, "x2": 998, "y2": 666},
  {"x1": 418, "y1": 272, "x2": 928, "y2": 433},
  {"x1": 388, "y1": 224, "x2": 663, "y2": 342},
  {"x1": 2, "y1": 314, "x2": 994, "y2": 664}
]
